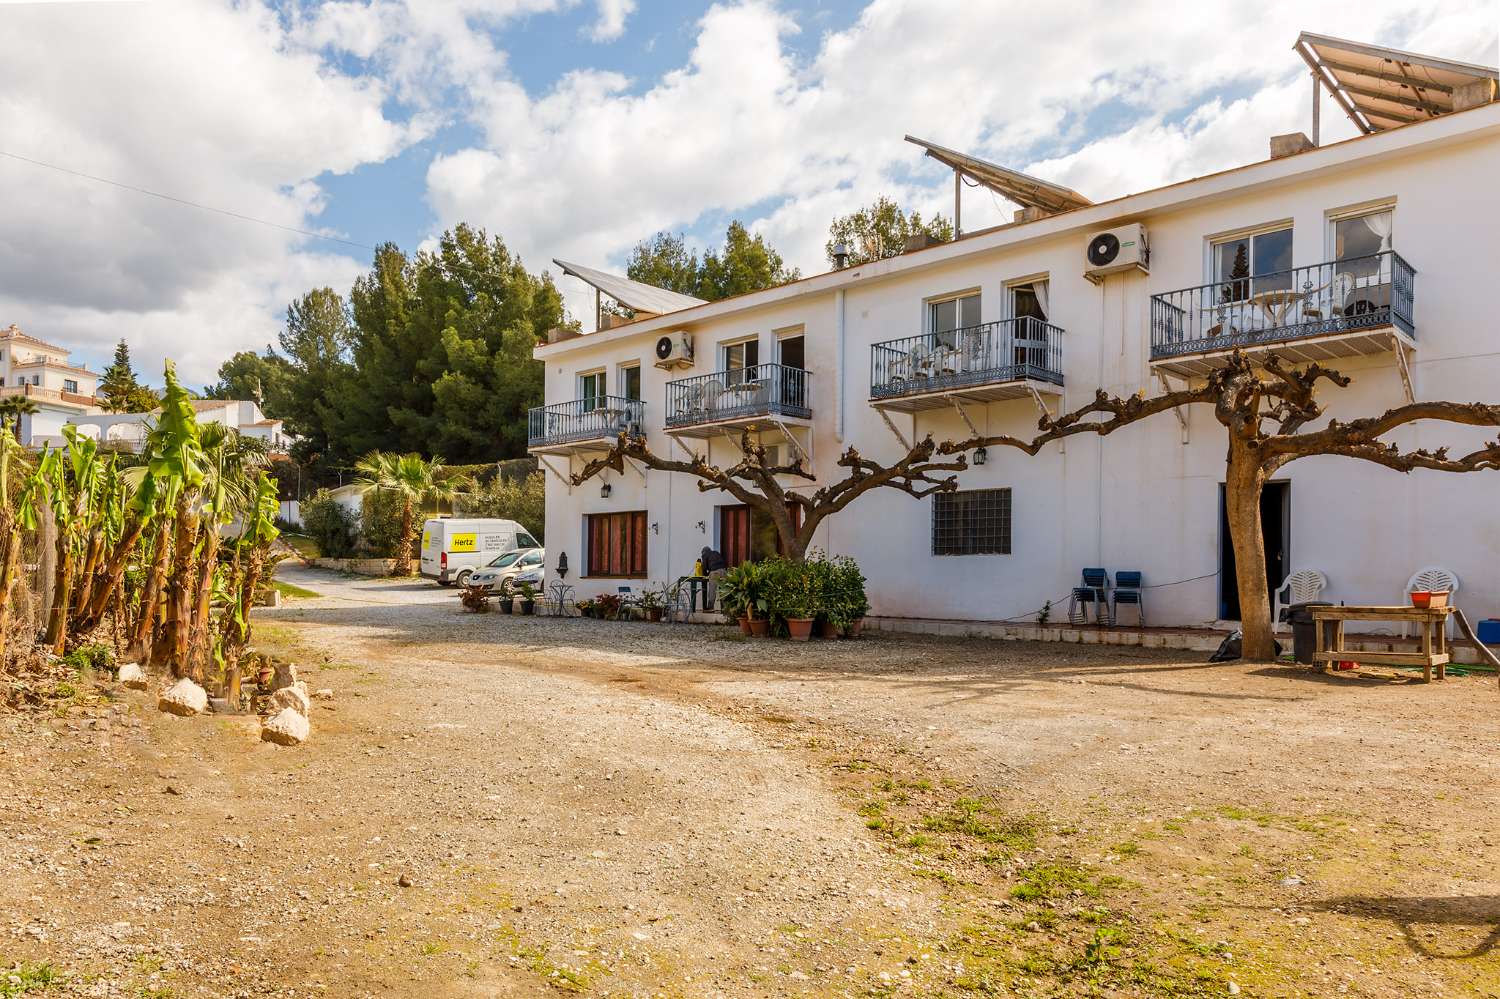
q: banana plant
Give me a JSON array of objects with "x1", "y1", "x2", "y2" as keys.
[
  {"x1": 39, "y1": 427, "x2": 102, "y2": 653},
  {"x1": 0, "y1": 425, "x2": 37, "y2": 662}
]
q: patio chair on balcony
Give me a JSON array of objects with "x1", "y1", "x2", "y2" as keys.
[
  {"x1": 1200, "y1": 302, "x2": 1257, "y2": 342},
  {"x1": 702, "y1": 380, "x2": 725, "y2": 415},
  {"x1": 1068, "y1": 568, "x2": 1111, "y2": 626},
  {"x1": 1112, "y1": 571, "x2": 1144, "y2": 626},
  {"x1": 1297, "y1": 273, "x2": 1354, "y2": 324},
  {"x1": 910, "y1": 342, "x2": 935, "y2": 379}
]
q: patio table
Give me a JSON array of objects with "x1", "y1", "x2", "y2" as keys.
[
  {"x1": 1246, "y1": 288, "x2": 1308, "y2": 326},
  {"x1": 1312, "y1": 604, "x2": 1452, "y2": 682}
]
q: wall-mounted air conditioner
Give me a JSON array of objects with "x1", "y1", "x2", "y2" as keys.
[
  {"x1": 1084, "y1": 223, "x2": 1149, "y2": 283},
  {"x1": 654, "y1": 331, "x2": 694, "y2": 369}
]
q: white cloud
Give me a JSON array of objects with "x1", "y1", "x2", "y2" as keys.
[
  {"x1": 0, "y1": 0, "x2": 419, "y2": 383},
  {"x1": 417, "y1": 0, "x2": 1496, "y2": 325},
  {"x1": 589, "y1": 0, "x2": 636, "y2": 41}
]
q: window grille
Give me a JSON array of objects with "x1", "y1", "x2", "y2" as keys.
[{"x1": 932, "y1": 488, "x2": 1011, "y2": 555}]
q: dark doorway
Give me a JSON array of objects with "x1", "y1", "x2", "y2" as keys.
[
  {"x1": 1219, "y1": 481, "x2": 1289, "y2": 621},
  {"x1": 718, "y1": 502, "x2": 803, "y2": 567}
]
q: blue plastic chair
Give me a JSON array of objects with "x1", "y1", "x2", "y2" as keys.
[
  {"x1": 1069, "y1": 568, "x2": 1111, "y2": 625},
  {"x1": 1112, "y1": 571, "x2": 1144, "y2": 626}
]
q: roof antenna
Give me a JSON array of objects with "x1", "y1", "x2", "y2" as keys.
[{"x1": 831, "y1": 242, "x2": 849, "y2": 270}]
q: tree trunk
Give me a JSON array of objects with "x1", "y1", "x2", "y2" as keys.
[
  {"x1": 0, "y1": 519, "x2": 19, "y2": 664},
  {"x1": 1224, "y1": 448, "x2": 1276, "y2": 661},
  {"x1": 74, "y1": 517, "x2": 147, "y2": 636},
  {"x1": 161, "y1": 495, "x2": 200, "y2": 679},
  {"x1": 394, "y1": 500, "x2": 414, "y2": 576},
  {"x1": 127, "y1": 520, "x2": 171, "y2": 665},
  {"x1": 186, "y1": 529, "x2": 219, "y2": 685},
  {"x1": 44, "y1": 517, "x2": 72, "y2": 655}
]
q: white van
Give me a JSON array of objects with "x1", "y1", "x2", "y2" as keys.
[{"x1": 420, "y1": 518, "x2": 541, "y2": 586}]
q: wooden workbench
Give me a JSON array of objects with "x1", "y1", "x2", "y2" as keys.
[{"x1": 1312, "y1": 605, "x2": 1453, "y2": 682}]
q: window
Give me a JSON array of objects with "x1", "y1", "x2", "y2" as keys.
[
  {"x1": 63, "y1": 379, "x2": 79, "y2": 393},
  {"x1": 1333, "y1": 209, "x2": 1392, "y2": 281},
  {"x1": 928, "y1": 291, "x2": 980, "y2": 348},
  {"x1": 585, "y1": 511, "x2": 647, "y2": 577},
  {"x1": 721, "y1": 339, "x2": 759, "y2": 387},
  {"x1": 518, "y1": 551, "x2": 544, "y2": 568},
  {"x1": 932, "y1": 488, "x2": 1012, "y2": 556},
  {"x1": 619, "y1": 363, "x2": 641, "y2": 402},
  {"x1": 579, "y1": 370, "x2": 605, "y2": 411},
  {"x1": 517, "y1": 531, "x2": 539, "y2": 549},
  {"x1": 1212, "y1": 226, "x2": 1292, "y2": 302}
]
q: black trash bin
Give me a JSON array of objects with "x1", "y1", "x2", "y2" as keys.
[{"x1": 1286, "y1": 601, "x2": 1334, "y2": 664}]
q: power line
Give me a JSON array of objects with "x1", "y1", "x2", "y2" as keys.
[{"x1": 0, "y1": 148, "x2": 377, "y2": 252}]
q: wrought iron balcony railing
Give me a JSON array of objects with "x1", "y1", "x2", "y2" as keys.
[
  {"x1": 1150, "y1": 250, "x2": 1415, "y2": 360},
  {"x1": 527, "y1": 396, "x2": 644, "y2": 449},
  {"x1": 665, "y1": 363, "x2": 811, "y2": 428},
  {"x1": 869, "y1": 317, "x2": 1064, "y2": 402}
]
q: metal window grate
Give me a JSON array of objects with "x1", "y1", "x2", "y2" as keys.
[{"x1": 932, "y1": 488, "x2": 1011, "y2": 556}]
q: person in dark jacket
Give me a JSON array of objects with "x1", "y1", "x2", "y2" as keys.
[{"x1": 701, "y1": 546, "x2": 727, "y2": 610}]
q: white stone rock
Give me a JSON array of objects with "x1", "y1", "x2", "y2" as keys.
[
  {"x1": 269, "y1": 661, "x2": 298, "y2": 692},
  {"x1": 261, "y1": 708, "x2": 310, "y2": 746},
  {"x1": 312, "y1": 688, "x2": 334, "y2": 700},
  {"x1": 157, "y1": 677, "x2": 208, "y2": 717},
  {"x1": 117, "y1": 662, "x2": 148, "y2": 690},
  {"x1": 268, "y1": 681, "x2": 310, "y2": 717}
]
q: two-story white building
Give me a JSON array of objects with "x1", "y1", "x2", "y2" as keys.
[
  {"x1": 68, "y1": 398, "x2": 291, "y2": 453},
  {"x1": 0, "y1": 324, "x2": 101, "y2": 444},
  {"x1": 531, "y1": 36, "x2": 1500, "y2": 632}
]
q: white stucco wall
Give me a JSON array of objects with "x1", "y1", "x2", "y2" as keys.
[{"x1": 537, "y1": 108, "x2": 1500, "y2": 629}]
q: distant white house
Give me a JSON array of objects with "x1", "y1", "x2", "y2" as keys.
[
  {"x1": 68, "y1": 398, "x2": 291, "y2": 453},
  {"x1": 0, "y1": 324, "x2": 101, "y2": 445}
]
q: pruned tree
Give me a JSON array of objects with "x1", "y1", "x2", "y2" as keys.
[
  {"x1": 942, "y1": 350, "x2": 1500, "y2": 661},
  {"x1": 571, "y1": 431, "x2": 967, "y2": 562}
]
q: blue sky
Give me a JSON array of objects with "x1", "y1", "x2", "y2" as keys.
[{"x1": 0, "y1": 0, "x2": 1494, "y2": 384}]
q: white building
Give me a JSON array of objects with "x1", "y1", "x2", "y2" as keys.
[
  {"x1": 0, "y1": 324, "x2": 101, "y2": 444},
  {"x1": 68, "y1": 398, "x2": 291, "y2": 453},
  {"x1": 532, "y1": 36, "x2": 1500, "y2": 630}
]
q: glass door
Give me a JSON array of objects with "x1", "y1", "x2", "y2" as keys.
[{"x1": 1212, "y1": 227, "x2": 1293, "y2": 303}]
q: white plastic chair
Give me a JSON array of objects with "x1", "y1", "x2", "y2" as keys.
[
  {"x1": 1273, "y1": 569, "x2": 1327, "y2": 634},
  {"x1": 1403, "y1": 567, "x2": 1460, "y2": 639}
]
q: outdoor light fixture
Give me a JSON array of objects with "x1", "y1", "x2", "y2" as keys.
[
  {"x1": 651, "y1": 522, "x2": 659, "y2": 535},
  {"x1": 973, "y1": 446, "x2": 987, "y2": 466},
  {"x1": 557, "y1": 553, "x2": 569, "y2": 578},
  {"x1": 600, "y1": 482, "x2": 612, "y2": 498}
]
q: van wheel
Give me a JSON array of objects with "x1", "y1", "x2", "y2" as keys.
[{"x1": 455, "y1": 570, "x2": 472, "y2": 587}]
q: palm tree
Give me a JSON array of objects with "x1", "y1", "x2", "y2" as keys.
[
  {"x1": 354, "y1": 452, "x2": 466, "y2": 576},
  {"x1": 0, "y1": 395, "x2": 39, "y2": 435}
]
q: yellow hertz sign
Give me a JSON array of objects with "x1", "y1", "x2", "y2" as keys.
[
  {"x1": 449, "y1": 532, "x2": 479, "y2": 553},
  {"x1": 421, "y1": 530, "x2": 433, "y2": 550}
]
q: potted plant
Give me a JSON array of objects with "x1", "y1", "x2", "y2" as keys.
[
  {"x1": 498, "y1": 586, "x2": 514, "y2": 614},
  {"x1": 763, "y1": 556, "x2": 815, "y2": 641},
  {"x1": 807, "y1": 554, "x2": 840, "y2": 638},
  {"x1": 720, "y1": 562, "x2": 770, "y2": 635},
  {"x1": 836, "y1": 556, "x2": 870, "y2": 637},
  {"x1": 596, "y1": 592, "x2": 623, "y2": 621},
  {"x1": 460, "y1": 583, "x2": 491, "y2": 613},
  {"x1": 518, "y1": 581, "x2": 537, "y2": 615},
  {"x1": 639, "y1": 586, "x2": 665, "y2": 622},
  {"x1": 576, "y1": 598, "x2": 596, "y2": 619}
]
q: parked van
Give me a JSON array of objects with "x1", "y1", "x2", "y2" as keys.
[{"x1": 420, "y1": 518, "x2": 541, "y2": 586}]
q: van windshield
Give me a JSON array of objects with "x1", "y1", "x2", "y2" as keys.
[{"x1": 486, "y1": 550, "x2": 525, "y2": 569}]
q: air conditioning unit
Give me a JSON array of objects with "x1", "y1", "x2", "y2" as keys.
[
  {"x1": 654, "y1": 331, "x2": 694, "y2": 369},
  {"x1": 1084, "y1": 223, "x2": 1149, "y2": 282}
]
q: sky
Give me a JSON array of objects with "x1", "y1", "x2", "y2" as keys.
[{"x1": 0, "y1": 0, "x2": 1496, "y2": 388}]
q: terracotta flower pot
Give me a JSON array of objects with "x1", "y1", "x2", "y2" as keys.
[
  {"x1": 646, "y1": 607, "x2": 663, "y2": 622},
  {"x1": 520, "y1": 600, "x2": 535, "y2": 615},
  {"x1": 738, "y1": 616, "x2": 752, "y2": 635},
  {"x1": 787, "y1": 617, "x2": 815, "y2": 642},
  {"x1": 747, "y1": 617, "x2": 770, "y2": 637},
  {"x1": 500, "y1": 599, "x2": 514, "y2": 614},
  {"x1": 844, "y1": 618, "x2": 865, "y2": 638},
  {"x1": 817, "y1": 619, "x2": 840, "y2": 639}
]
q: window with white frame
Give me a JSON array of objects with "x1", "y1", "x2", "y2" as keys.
[
  {"x1": 932, "y1": 488, "x2": 1012, "y2": 556},
  {"x1": 1333, "y1": 208, "x2": 1393, "y2": 281},
  {"x1": 928, "y1": 291, "x2": 981, "y2": 347},
  {"x1": 63, "y1": 379, "x2": 78, "y2": 393},
  {"x1": 618, "y1": 363, "x2": 641, "y2": 402},
  {"x1": 1212, "y1": 225, "x2": 1293, "y2": 302},
  {"x1": 579, "y1": 369, "x2": 605, "y2": 411},
  {"x1": 720, "y1": 338, "x2": 759, "y2": 386}
]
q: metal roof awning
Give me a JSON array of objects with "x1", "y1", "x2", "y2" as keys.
[
  {"x1": 552, "y1": 258, "x2": 706, "y2": 316},
  {"x1": 904, "y1": 135, "x2": 1093, "y2": 215},
  {"x1": 1295, "y1": 31, "x2": 1499, "y2": 135}
]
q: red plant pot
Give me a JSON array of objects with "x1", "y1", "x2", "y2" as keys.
[
  {"x1": 747, "y1": 618, "x2": 770, "y2": 637},
  {"x1": 787, "y1": 617, "x2": 815, "y2": 642},
  {"x1": 738, "y1": 616, "x2": 752, "y2": 635},
  {"x1": 817, "y1": 619, "x2": 840, "y2": 639},
  {"x1": 844, "y1": 618, "x2": 865, "y2": 638}
]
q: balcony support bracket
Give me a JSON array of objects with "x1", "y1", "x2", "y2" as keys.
[
  {"x1": 1396, "y1": 342, "x2": 1415, "y2": 404},
  {"x1": 949, "y1": 398, "x2": 981, "y2": 439},
  {"x1": 625, "y1": 456, "x2": 648, "y2": 482},
  {"x1": 1026, "y1": 384, "x2": 1065, "y2": 454},
  {"x1": 875, "y1": 406, "x2": 913, "y2": 451},
  {"x1": 772, "y1": 419, "x2": 811, "y2": 467},
  {"x1": 537, "y1": 455, "x2": 572, "y2": 494},
  {"x1": 1154, "y1": 372, "x2": 1190, "y2": 444}
]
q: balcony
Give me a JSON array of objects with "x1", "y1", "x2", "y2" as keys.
[
  {"x1": 1150, "y1": 250, "x2": 1415, "y2": 378},
  {"x1": 869, "y1": 318, "x2": 1064, "y2": 413},
  {"x1": 665, "y1": 363, "x2": 811, "y2": 437},
  {"x1": 527, "y1": 396, "x2": 644, "y2": 455}
]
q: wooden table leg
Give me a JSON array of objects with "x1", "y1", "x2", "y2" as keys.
[
  {"x1": 1334, "y1": 619, "x2": 1346, "y2": 674},
  {"x1": 1421, "y1": 618, "x2": 1433, "y2": 682},
  {"x1": 1315, "y1": 614, "x2": 1326, "y2": 670},
  {"x1": 1437, "y1": 614, "x2": 1447, "y2": 681}
]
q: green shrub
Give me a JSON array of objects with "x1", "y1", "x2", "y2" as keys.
[
  {"x1": 760, "y1": 556, "x2": 815, "y2": 623},
  {"x1": 359, "y1": 488, "x2": 408, "y2": 558},
  {"x1": 62, "y1": 642, "x2": 114, "y2": 674},
  {"x1": 301, "y1": 490, "x2": 358, "y2": 558},
  {"x1": 458, "y1": 471, "x2": 545, "y2": 537}
]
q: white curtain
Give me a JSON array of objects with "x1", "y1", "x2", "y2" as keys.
[
  {"x1": 1033, "y1": 280, "x2": 1050, "y2": 320},
  {"x1": 1362, "y1": 211, "x2": 1393, "y2": 252}
]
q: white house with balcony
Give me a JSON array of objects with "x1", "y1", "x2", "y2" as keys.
[
  {"x1": 67, "y1": 398, "x2": 290, "y2": 453},
  {"x1": 530, "y1": 34, "x2": 1500, "y2": 633},
  {"x1": 0, "y1": 324, "x2": 101, "y2": 445}
]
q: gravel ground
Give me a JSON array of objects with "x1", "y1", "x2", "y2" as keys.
[{"x1": 2, "y1": 565, "x2": 1498, "y2": 998}]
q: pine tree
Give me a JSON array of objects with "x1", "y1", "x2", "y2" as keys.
[{"x1": 99, "y1": 339, "x2": 156, "y2": 413}]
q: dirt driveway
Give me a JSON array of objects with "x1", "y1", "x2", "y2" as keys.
[{"x1": 2, "y1": 566, "x2": 1498, "y2": 998}]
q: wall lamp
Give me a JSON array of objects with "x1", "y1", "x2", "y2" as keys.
[
  {"x1": 650, "y1": 522, "x2": 659, "y2": 535},
  {"x1": 600, "y1": 482, "x2": 612, "y2": 498},
  {"x1": 973, "y1": 446, "x2": 987, "y2": 466}
]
